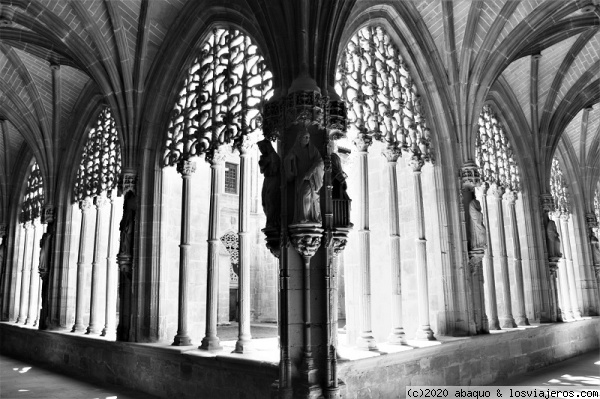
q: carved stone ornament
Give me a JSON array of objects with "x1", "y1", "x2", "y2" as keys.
[
  {"x1": 406, "y1": 154, "x2": 425, "y2": 172},
  {"x1": 331, "y1": 227, "x2": 351, "y2": 257},
  {"x1": 176, "y1": 160, "x2": 196, "y2": 176},
  {"x1": 541, "y1": 194, "x2": 554, "y2": 213},
  {"x1": 94, "y1": 194, "x2": 110, "y2": 209},
  {"x1": 468, "y1": 199, "x2": 487, "y2": 252},
  {"x1": 353, "y1": 131, "x2": 373, "y2": 152},
  {"x1": 118, "y1": 171, "x2": 137, "y2": 197},
  {"x1": 382, "y1": 144, "x2": 402, "y2": 163},
  {"x1": 548, "y1": 261, "x2": 559, "y2": 278},
  {"x1": 41, "y1": 206, "x2": 55, "y2": 225},
  {"x1": 289, "y1": 223, "x2": 323, "y2": 260},
  {"x1": 505, "y1": 190, "x2": 518, "y2": 204},
  {"x1": 585, "y1": 213, "x2": 598, "y2": 230},
  {"x1": 468, "y1": 252, "x2": 485, "y2": 275},
  {"x1": 79, "y1": 197, "x2": 94, "y2": 213},
  {"x1": 460, "y1": 161, "x2": 482, "y2": 189},
  {"x1": 546, "y1": 217, "x2": 562, "y2": 260},
  {"x1": 0, "y1": 224, "x2": 6, "y2": 236},
  {"x1": 488, "y1": 183, "x2": 505, "y2": 199},
  {"x1": 261, "y1": 226, "x2": 281, "y2": 259},
  {"x1": 205, "y1": 146, "x2": 227, "y2": 165}
]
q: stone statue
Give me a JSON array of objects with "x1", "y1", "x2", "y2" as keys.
[
  {"x1": 284, "y1": 129, "x2": 324, "y2": 224},
  {"x1": 118, "y1": 192, "x2": 137, "y2": 257},
  {"x1": 468, "y1": 199, "x2": 487, "y2": 251},
  {"x1": 257, "y1": 139, "x2": 281, "y2": 229},
  {"x1": 545, "y1": 216, "x2": 562, "y2": 259},
  {"x1": 590, "y1": 233, "x2": 600, "y2": 265},
  {"x1": 38, "y1": 230, "x2": 52, "y2": 279},
  {"x1": 328, "y1": 140, "x2": 349, "y2": 201}
]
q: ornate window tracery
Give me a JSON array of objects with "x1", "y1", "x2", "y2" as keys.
[
  {"x1": 21, "y1": 161, "x2": 44, "y2": 223},
  {"x1": 335, "y1": 25, "x2": 433, "y2": 162},
  {"x1": 475, "y1": 105, "x2": 521, "y2": 192},
  {"x1": 550, "y1": 157, "x2": 570, "y2": 215},
  {"x1": 595, "y1": 186, "x2": 600, "y2": 224},
  {"x1": 74, "y1": 107, "x2": 122, "y2": 202},
  {"x1": 220, "y1": 231, "x2": 239, "y2": 285},
  {"x1": 163, "y1": 28, "x2": 274, "y2": 167}
]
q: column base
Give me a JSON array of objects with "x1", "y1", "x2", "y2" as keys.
[
  {"x1": 488, "y1": 318, "x2": 501, "y2": 330},
  {"x1": 172, "y1": 334, "x2": 192, "y2": 346},
  {"x1": 356, "y1": 333, "x2": 378, "y2": 351},
  {"x1": 514, "y1": 316, "x2": 530, "y2": 326},
  {"x1": 101, "y1": 326, "x2": 116, "y2": 338},
  {"x1": 24, "y1": 317, "x2": 33, "y2": 325},
  {"x1": 233, "y1": 338, "x2": 254, "y2": 353},
  {"x1": 388, "y1": 328, "x2": 408, "y2": 345},
  {"x1": 500, "y1": 318, "x2": 517, "y2": 328},
  {"x1": 199, "y1": 336, "x2": 222, "y2": 351},
  {"x1": 71, "y1": 323, "x2": 86, "y2": 333},
  {"x1": 414, "y1": 326, "x2": 436, "y2": 341},
  {"x1": 572, "y1": 311, "x2": 583, "y2": 319},
  {"x1": 86, "y1": 325, "x2": 102, "y2": 335}
]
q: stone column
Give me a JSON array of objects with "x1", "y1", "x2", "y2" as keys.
[
  {"x1": 200, "y1": 149, "x2": 225, "y2": 351},
  {"x1": 102, "y1": 193, "x2": 118, "y2": 337},
  {"x1": 235, "y1": 140, "x2": 253, "y2": 353},
  {"x1": 25, "y1": 220, "x2": 41, "y2": 325},
  {"x1": 72, "y1": 197, "x2": 94, "y2": 332},
  {"x1": 490, "y1": 185, "x2": 516, "y2": 328},
  {"x1": 87, "y1": 195, "x2": 109, "y2": 334},
  {"x1": 559, "y1": 214, "x2": 582, "y2": 319},
  {"x1": 556, "y1": 259, "x2": 571, "y2": 321},
  {"x1": 382, "y1": 145, "x2": 406, "y2": 344},
  {"x1": 16, "y1": 221, "x2": 33, "y2": 324},
  {"x1": 506, "y1": 191, "x2": 529, "y2": 326},
  {"x1": 479, "y1": 185, "x2": 500, "y2": 330},
  {"x1": 172, "y1": 160, "x2": 195, "y2": 346},
  {"x1": 353, "y1": 133, "x2": 377, "y2": 350},
  {"x1": 409, "y1": 157, "x2": 435, "y2": 340}
]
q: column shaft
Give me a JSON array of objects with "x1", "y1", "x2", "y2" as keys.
[
  {"x1": 173, "y1": 161, "x2": 195, "y2": 346},
  {"x1": 102, "y1": 197, "x2": 118, "y2": 337},
  {"x1": 355, "y1": 144, "x2": 376, "y2": 349},
  {"x1": 72, "y1": 199, "x2": 93, "y2": 332},
  {"x1": 87, "y1": 197, "x2": 108, "y2": 334},
  {"x1": 384, "y1": 152, "x2": 406, "y2": 344},
  {"x1": 235, "y1": 150, "x2": 252, "y2": 353},
  {"x1": 493, "y1": 190, "x2": 516, "y2": 328},
  {"x1": 200, "y1": 155, "x2": 223, "y2": 350},
  {"x1": 25, "y1": 223, "x2": 41, "y2": 325},
  {"x1": 17, "y1": 223, "x2": 32, "y2": 323},
  {"x1": 412, "y1": 169, "x2": 435, "y2": 340},
  {"x1": 557, "y1": 260, "x2": 571, "y2": 320},
  {"x1": 480, "y1": 191, "x2": 500, "y2": 329},
  {"x1": 507, "y1": 196, "x2": 529, "y2": 325},
  {"x1": 560, "y1": 216, "x2": 581, "y2": 319}
]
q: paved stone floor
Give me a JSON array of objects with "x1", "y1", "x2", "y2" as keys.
[
  {"x1": 1, "y1": 348, "x2": 598, "y2": 398},
  {"x1": 494, "y1": 350, "x2": 600, "y2": 387},
  {"x1": 0, "y1": 355, "x2": 160, "y2": 399}
]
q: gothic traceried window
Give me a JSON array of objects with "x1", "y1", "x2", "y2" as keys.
[
  {"x1": 163, "y1": 28, "x2": 274, "y2": 167},
  {"x1": 335, "y1": 25, "x2": 433, "y2": 162},
  {"x1": 74, "y1": 107, "x2": 122, "y2": 202},
  {"x1": 220, "y1": 231, "x2": 239, "y2": 286},
  {"x1": 21, "y1": 161, "x2": 44, "y2": 223},
  {"x1": 550, "y1": 157, "x2": 570, "y2": 215},
  {"x1": 475, "y1": 105, "x2": 521, "y2": 192}
]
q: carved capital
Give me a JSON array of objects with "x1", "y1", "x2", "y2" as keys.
[
  {"x1": 289, "y1": 223, "x2": 323, "y2": 260},
  {"x1": 79, "y1": 197, "x2": 94, "y2": 213},
  {"x1": 353, "y1": 132, "x2": 372, "y2": 152},
  {"x1": 177, "y1": 160, "x2": 196, "y2": 176},
  {"x1": 206, "y1": 147, "x2": 227, "y2": 165},
  {"x1": 118, "y1": 170, "x2": 137, "y2": 197},
  {"x1": 23, "y1": 220, "x2": 33, "y2": 230},
  {"x1": 331, "y1": 227, "x2": 351, "y2": 257},
  {"x1": 94, "y1": 194, "x2": 110, "y2": 209},
  {"x1": 504, "y1": 190, "x2": 518, "y2": 204},
  {"x1": 488, "y1": 183, "x2": 505, "y2": 198},
  {"x1": 540, "y1": 194, "x2": 554, "y2": 213},
  {"x1": 234, "y1": 135, "x2": 254, "y2": 155},
  {"x1": 460, "y1": 161, "x2": 482, "y2": 190},
  {"x1": 468, "y1": 251, "x2": 485, "y2": 274},
  {"x1": 559, "y1": 212, "x2": 570, "y2": 221},
  {"x1": 49, "y1": 61, "x2": 60, "y2": 71},
  {"x1": 382, "y1": 144, "x2": 402, "y2": 163},
  {"x1": 407, "y1": 154, "x2": 424, "y2": 172}
]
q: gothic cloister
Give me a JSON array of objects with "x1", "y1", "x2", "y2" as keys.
[{"x1": 0, "y1": 1, "x2": 599, "y2": 398}]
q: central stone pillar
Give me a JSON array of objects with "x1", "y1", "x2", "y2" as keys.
[{"x1": 87, "y1": 195, "x2": 109, "y2": 334}]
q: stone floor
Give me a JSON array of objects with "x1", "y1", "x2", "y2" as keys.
[{"x1": 1, "y1": 347, "x2": 598, "y2": 398}]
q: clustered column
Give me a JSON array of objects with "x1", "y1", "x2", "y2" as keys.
[
  {"x1": 16, "y1": 221, "x2": 33, "y2": 324},
  {"x1": 72, "y1": 197, "x2": 94, "y2": 332},
  {"x1": 479, "y1": 185, "x2": 500, "y2": 330},
  {"x1": 87, "y1": 195, "x2": 109, "y2": 334},
  {"x1": 506, "y1": 191, "x2": 529, "y2": 326},
  {"x1": 558, "y1": 214, "x2": 581, "y2": 319}
]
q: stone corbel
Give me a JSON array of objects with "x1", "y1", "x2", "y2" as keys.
[
  {"x1": 41, "y1": 205, "x2": 55, "y2": 225},
  {"x1": 460, "y1": 161, "x2": 482, "y2": 191}
]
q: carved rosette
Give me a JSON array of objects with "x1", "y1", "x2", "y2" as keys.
[
  {"x1": 460, "y1": 161, "x2": 482, "y2": 190},
  {"x1": 289, "y1": 223, "x2": 323, "y2": 261}
]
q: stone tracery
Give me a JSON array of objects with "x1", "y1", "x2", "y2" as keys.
[{"x1": 20, "y1": 162, "x2": 44, "y2": 223}]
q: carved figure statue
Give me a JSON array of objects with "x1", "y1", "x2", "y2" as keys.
[
  {"x1": 545, "y1": 216, "x2": 562, "y2": 259},
  {"x1": 468, "y1": 199, "x2": 487, "y2": 251},
  {"x1": 257, "y1": 139, "x2": 281, "y2": 229},
  {"x1": 328, "y1": 141, "x2": 349, "y2": 201},
  {"x1": 284, "y1": 129, "x2": 324, "y2": 224},
  {"x1": 38, "y1": 230, "x2": 52, "y2": 278},
  {"x1": 590, "y1": 233, "x2": 600, "y2": 266},
  {"x1": 118, "y1": 192, "x2": 137, "y2": 257}
]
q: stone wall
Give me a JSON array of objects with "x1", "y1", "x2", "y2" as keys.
[
  {"x1": 338, "y1": 319, "x2": 600, "y2": 399},
  {"x1": 0, "y1": 323, "x2": 278, "y2": 399}
]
